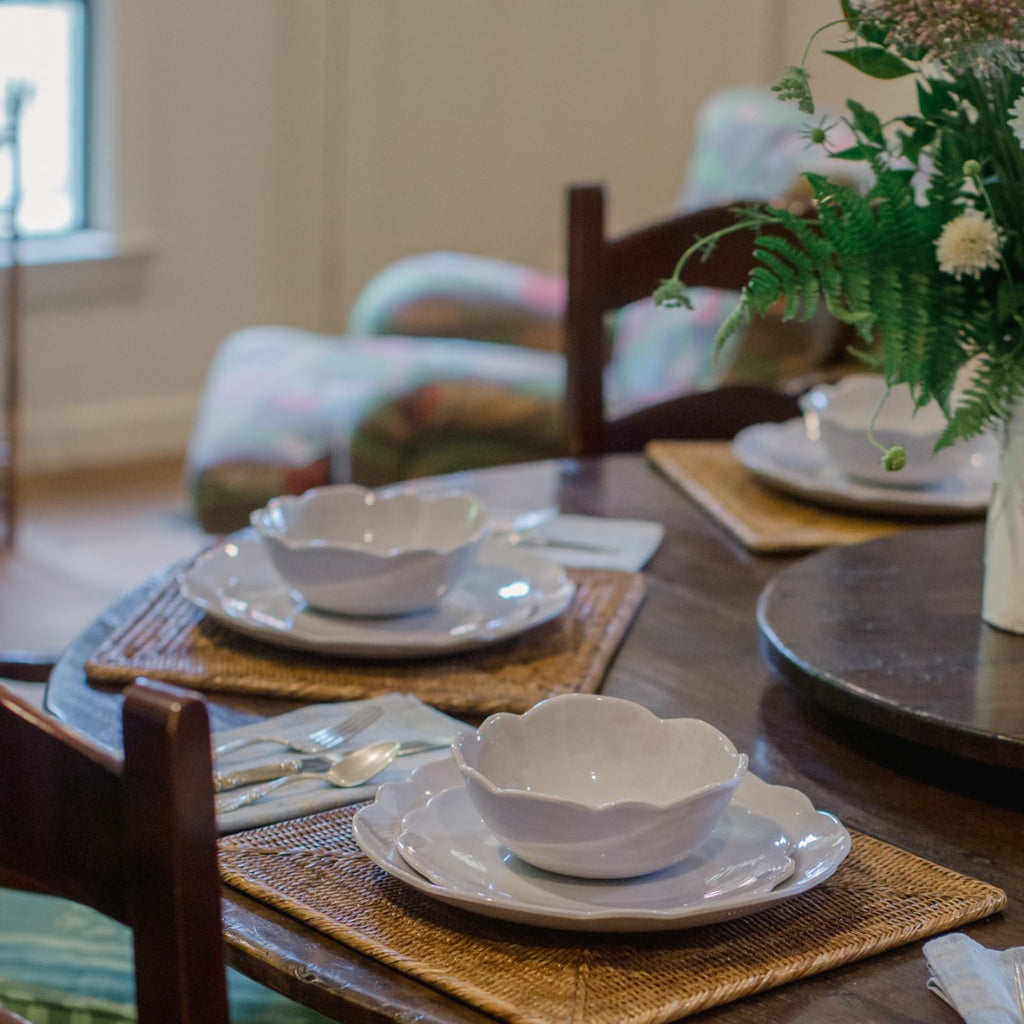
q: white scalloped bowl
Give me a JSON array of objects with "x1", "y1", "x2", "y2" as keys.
[
  {"x1": 451, "y1": 694, "x2": 748, "y2": 879},
  {"x1": 250, "y1": 485, "x2": 488, "y2": 616},
  {"x1": 799, "y1": 373, "x2": 971, "y2": 487}
]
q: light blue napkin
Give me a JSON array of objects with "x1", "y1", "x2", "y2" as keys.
[
  {"x1": 389, "y1": 466, "x2": 663, "y2": 570},
  {"x1": 924, "y1": 933, "x2": 1024, "y2": 1023},
  {"x1": 212, "y1": 692, "x2": 472, "y2": 834},
  {"x1": 511, "y1": 514, "x2": 664, "y2": 571}
]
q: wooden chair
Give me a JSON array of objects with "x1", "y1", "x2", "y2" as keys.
[
  {"x1": 563, "y1": 183, "x2": 842, "y2": 457},
  {"x1": 0, "y1": 678, "x2": 230, "y2": 1024},
  {"x1": 0, "y1": 651, "x2": 55, "y2": 683}
]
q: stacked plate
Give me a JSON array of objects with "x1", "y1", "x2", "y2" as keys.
[
  {"x1": 733, "y1": 418, "x2": 995, "y2": 519},
  {"x1": 178, "y1": 533, "x2": 576, "y2": 659},
  {"x1": 351, "y1": 755, "x2": 851, "y2": 933}
]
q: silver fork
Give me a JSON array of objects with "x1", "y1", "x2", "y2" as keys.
[{"x1": 212, "y1": 704, "x2": 383, "y2": 758}]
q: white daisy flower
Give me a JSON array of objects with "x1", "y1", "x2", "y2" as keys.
[
  {"x1": 1010, "y1": 92, "x2": 1024, "y2": 148},
  {"x1": 935, "y1": 208, "x2": 1002, "y2": 280}
]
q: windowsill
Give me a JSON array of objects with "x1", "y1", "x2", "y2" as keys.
[
  {"x1": 3, "y1": 229, "x2": 156, "y2": 307},
  {"x1": 4, "y1": 229, "x2": 153, "y2": 268}
]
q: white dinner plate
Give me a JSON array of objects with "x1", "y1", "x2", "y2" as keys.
[
  {"x1": 178, "y1": 532, "x2": 575, "y2": 659},
  {"x1": 732, "y1": 418, "x2": 995, "y2": 519},
  {"x1": 351, "y1": 757, "x2": 851, "y2": 932},
  {"x1": 395, "y1": 784, "x2": 795, "y2": 913}
]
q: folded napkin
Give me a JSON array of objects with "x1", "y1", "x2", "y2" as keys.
[
  {"x1": 512, "y1": 514, "x2": 664, "y2": 571},
  {"x1": 212, "y1": 692, "x2": 472, "y2": 834},
  {"x1": 387, "y1": 461, "x2": 561, "y2": 534},
  {"x1": 924, "y1": 933, "x2": 1024, "y2": 1023}
]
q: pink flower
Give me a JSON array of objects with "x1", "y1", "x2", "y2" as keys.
[{"x1": 859, "y1": 0, "x2": 1024, "y2": 69}]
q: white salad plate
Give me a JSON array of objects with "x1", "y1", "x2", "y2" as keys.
[
  {"x1": 178, "y1": 532, "x2": 575, "y2": 659},
  {"x1": 733, "y1": 418, "x2": 995, "y2": 518},
  {"x1": 395, "y1": 784, "x2": 795, "y2": 911},
  {"x1": 351, "y1": 757, "x2": 851, "y2": 932}
]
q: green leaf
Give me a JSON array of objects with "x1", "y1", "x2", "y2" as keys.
[
  {"x1": 829, "y1": 143, "x2": 882, "y2": 162},
  {"x1": 916, "y1": 79, "x2": 957, "y2": 118},
  {"x1": 898, "y1": 122, "x2": 936, "y2": 163},
  {"x1": 997, "y1": 279, "x2": 1024, "y2": 322},
  {"x1": 841, "y1": 0, "x2": 888, "y2": 44},
  {"x1": 826, "y1": 46, "x2": 915, "y2": 79},
  {"x1": 846, "y1": 99, "x2": 885, "y2": 146}
]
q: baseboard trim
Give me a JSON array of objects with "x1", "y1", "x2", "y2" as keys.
[{"x1": 18, "y1": 391, "x2": 199, "y2": 473}]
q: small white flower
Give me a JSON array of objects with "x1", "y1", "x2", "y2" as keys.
[
  {"x1": 1010, "y1": 92, "x2": 1024, "y2": 148},
  {"x1": 935, "y1": 208, "x2": 1003, "y2": 281}
]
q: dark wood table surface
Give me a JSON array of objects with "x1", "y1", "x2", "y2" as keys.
[
  {"x1": 759, "y1": 522, "x2": 1024, "y2": 771},
  {"x1": 45, "y1": 454, "x2": 1023, "y2": 1023}
]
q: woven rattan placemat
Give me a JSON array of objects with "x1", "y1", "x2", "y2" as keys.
[
  {"x1": 646, "y1": 439, "x2": 911, "y2": 553},
  {"x1": 85, "y1": 570, "x2": 645, "y2": 716},
  {"x1": 219, "y1": 804, "x2": 1006, "y2": 1024}
]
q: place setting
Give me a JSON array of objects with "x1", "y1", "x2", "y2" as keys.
[
  {"x1": 217, "y1": 693, "x2": 1005, "y2": 1024},
  {"x1": 179, "y1": 485, "x2": 577, "y2": 660},
  {"x1": 350, "y1": 693, "x2": 851, "y2": 932},
  {"x1": 84, "y1": 477, "x2": 658, "y2": 714},
  {"x1": 734, "y1": 373, "x2": 998, "y2": 519},
  {"x1": 647, "y1": 373, "x2": 998, "y2": 554}
]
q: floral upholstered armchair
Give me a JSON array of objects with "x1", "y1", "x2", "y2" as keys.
[{"x1": 185, "y1": 85, "x2": 854, "y2": 533}]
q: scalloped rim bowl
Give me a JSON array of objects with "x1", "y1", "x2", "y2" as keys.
[
  {"x1": 799, "y1": 373, "x2": 972, "y2": 488},
  {"x1": 452, "y1": 694, "x2": 748, "y2": 878},
  {"x1": 250, "y1": 485, "x2": 488, "y2": 616}
]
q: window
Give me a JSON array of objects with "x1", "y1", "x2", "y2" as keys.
[{"x1": 0, "y1": 0, "x2": 89, "y2": 237}]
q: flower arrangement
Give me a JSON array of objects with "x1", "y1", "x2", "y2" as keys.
[{"x1": 655, "y1": 0, "x2": 1024, "y2": 463}]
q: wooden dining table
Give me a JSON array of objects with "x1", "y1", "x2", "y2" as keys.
[{"x1": 43, "y1": 452, "x2": 1023, "y2": 1023}]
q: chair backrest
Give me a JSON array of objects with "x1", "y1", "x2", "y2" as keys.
[
  {"x1": 563, "y1": 183, "x2": 838, "y2": 457},
  {"x1": 0, "y1": 651, "x2": 56, "y2": 683},
  {"x1": 0, "y1": 678, "x2": 230, "y2": 1024}
]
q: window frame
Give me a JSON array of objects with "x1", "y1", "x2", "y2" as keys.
[{"x1": 0, "y1": 0, "x2": 91, "y2": 239}]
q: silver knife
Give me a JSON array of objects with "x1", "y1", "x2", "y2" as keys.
[
  {"x1": 213, "y1": 737, "x2": 453, "y2": 791},
  {"x1": 502, "y1": 532, "x2": 618, "y2": 554}
]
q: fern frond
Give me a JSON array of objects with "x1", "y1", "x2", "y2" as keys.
[
  {"x1": 673, "y1": 123, "x2": 1022, "y2": 446},
  {"x1": 941, "y1": 347, "x2": 1024, "y2": 446},
  {"x1": 712, "y1": 290, "x2": 753, "y2": 359}
]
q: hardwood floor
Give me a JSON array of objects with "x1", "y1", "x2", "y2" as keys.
[{"x1": 0, "y1": 458, "x2": 209, "y2": 667}]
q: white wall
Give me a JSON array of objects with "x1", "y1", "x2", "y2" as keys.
[
  {"x1": 19, "y1": 0, "x2": 298, "y2": 469},
  {"x1": 779, "y1": 0, "x2": 916, "y2": 119},
  {"x1": 13, "y1": 0, "x2": 879, "y2": 472},
  {"x1": 326, "y1": 0, "x2": 782, "y2": 325}
]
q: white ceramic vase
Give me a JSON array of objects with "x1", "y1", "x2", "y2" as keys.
[{"x1": 982, "y1": 402, "x2": 1024, "y2": 633}]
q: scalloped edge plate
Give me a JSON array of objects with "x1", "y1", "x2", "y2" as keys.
[
  {"x1": 178, "y1": 532, "x2": 575, "y2": 659},
  {"x1": 352, "y1": 756, "x2": 850, "y2": 932},
  {"x1": 733, "y1": 418, "x2": 994, "y2": 519}
]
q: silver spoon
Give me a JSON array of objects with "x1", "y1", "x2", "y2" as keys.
[{"x1": 216, "y1": 739, "x2": 401, "y2": 813}]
